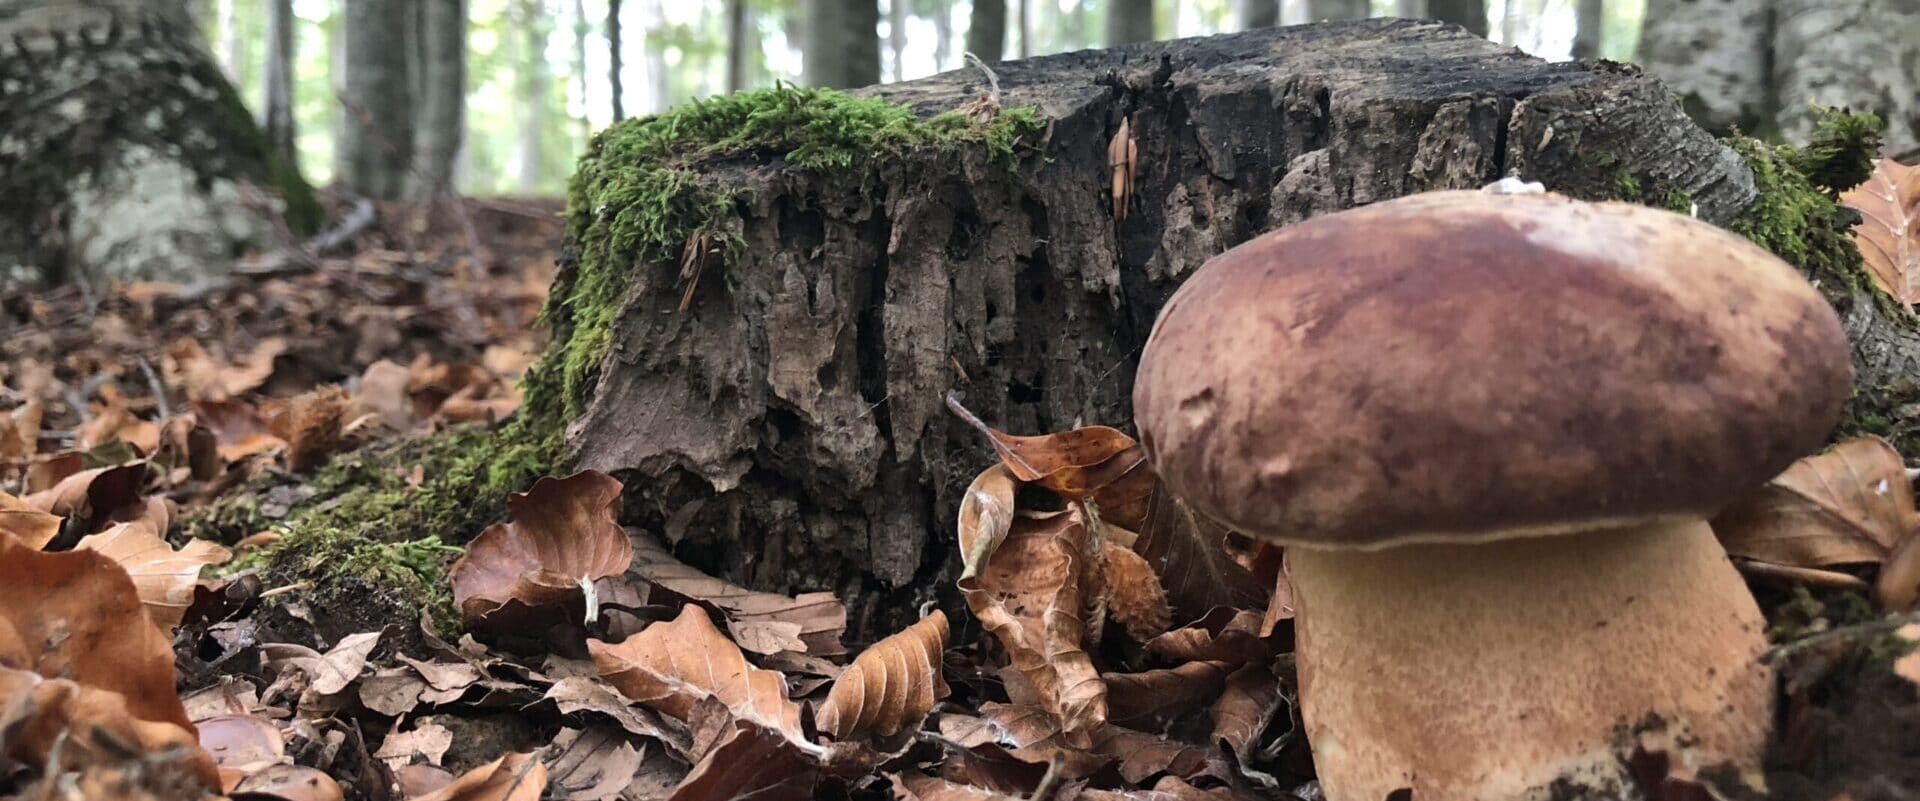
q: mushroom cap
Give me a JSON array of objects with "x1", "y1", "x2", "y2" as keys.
[{"x1": 1133, "y1": 190, "x2": 1852, "y2": 549}]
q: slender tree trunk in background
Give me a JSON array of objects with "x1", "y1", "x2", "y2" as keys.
[
  {"x1": 1017, "y1": 0, "x2": 1029, "y2": 57},
  {"x1": 410, "y1": 0, "x2": 465, "y2": 199},
  {"x1": 1497, "y1": 0, "x2": 1519, "y2": 41},
  {"x1": 643, "y1": 0, "x2": 669, "y2": 110},
  {"x1": 1106, "y1": 0, "x2": 1153, "y2": 44},
  {"x1": 933, "y1": 0, "x2": 953, "y2": 71},
  {"x1": 608, "y1": 0, "x2": 624, "y2": 120},
  {"x1": 801, "y1": 0, "x2": 880, "y2": 87},
  {"x1": 262, "y1": 0, "x2": 296, "y2": 168},
  {"x1": 1772, "y1": 0, "x2": 1920, "y2": 145},
  {"x1": 727, "y1": 0, "x2": 750, "y2": 92},
  {"x1": 1061, "y1": 0, "x2": 1085, "y2": 48},
  {"x1": 516, "y1": 0, "x2": 550, "y2": 192},
  {"x1": 1236, "y1": 0, "x2": 1278, "y2": 28},
  {"x1": 888, "y1": 0, "x2": 907, "y2": 80},
  {"x1": 966, "y1": 0, "x2": 1004, "y2": 62},
  {"x1": 1307, "y1": 0, "x2": 1368, "y2": 21},
  {"x1": 1637, "y1": 0, "x2": 1769, "y2": 133},
  {"x1": 574, "y1": 0, "x2": 590, "y2": 140},
  {"x1": 1428, "y1": 0, "x2": 1487, "y2": 35},
  {"x1": 337, "y1": 0, "x2": 413, "y2": 199},
  {"x1": 217, "y1": 0, "x2": 241, "y2": 79},
  {"x1": 1396, "y1": 0, "x2": 1429, "y2": 17},
  {"x1": 1, "y1": 0, "x2": 307, "y2": 286},
  {"x1": 1570, "y1": 0, "x2": 1602, "y2": 58}
]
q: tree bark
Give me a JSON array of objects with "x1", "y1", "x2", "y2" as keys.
[
  {"x1": 1307, "y1": 0, "x2": 1369, "y2": 21},
  {"x1": 609, "y1": 0, "x2": 625, "y2": 120},
  {"x1": 1429, "y1": 0, "x2": 1486, "y2": 35},
  {"x1": 410, "y1": 0, "x2": 466, "y2": 199},
  {"x1": 337, "y1": 0, "x2": 413, "y2": 199},
  {"x1": 966, "y1": 0, "x2": 1005, "y2": 62},
  {"x1": 1237, "y1": 0, "x2": 1279, "y2": 29},
  {"x1": 262, "y1": 0, "x2": 297, "y2": 167},
  {"x1": 727, "y1": 0, "x2": 751, "y2": 92},
  {"x1": 1396, "y1": 0, "x2": 1430, "y2": 17},
  {"x1": 1772, "y1": 0, "x2": 1920, "y2": 146},
  {"x1": 556, "y1": 20, "x2": 1769, "y2": 640},
  {"x1": 803, "y1": 0, "x2": 881, "y2": 88},
  {"x1": 515, "y1": 0, "x2": 549, "y2": 192},
  {"x1": 573, "y1": 0, "x2": 590, "y2": 140},
  {"x1": 0, "y1": 0, "x2": 299, "y2": 287},
  {"x1": 1637, "y1": 0, "x2": 1770, "y2": 134},
  {"x1": 1571, "y1": 0, "x2": 1602, "y2": 59},
  {"x1": 1106, "y1": 0, "x2": 1153, "y2": 44}
]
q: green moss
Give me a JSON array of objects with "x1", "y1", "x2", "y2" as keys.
[
  {"x1": 1786, "y1": 109, "x2": 1882, "y2": 194},
  {"x1": 211, "y1": 72, "x2": 321, "y2": 235},
  {"x1": 524, "y1": 83, "x2": 1046, "y2": 427}
]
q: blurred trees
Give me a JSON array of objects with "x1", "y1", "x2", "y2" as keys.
[{"x1": 335, "y1": 0, "x2": 413, "y2": 198}]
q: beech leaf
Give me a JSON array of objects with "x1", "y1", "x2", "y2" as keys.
[
  {"x1": 450, "y1": 471, "x2": 634, "y2": 629},
  {"x1": 1841, "y1": 157, "x2": 1920, "y2": 308},
  {"x1": 627, "y1": 530, "x2": 846, "y2": 657},
  {"x1": 1712, "y1": 436, "x2": 1918, "y2": 568},
  {"x1": 958, "y1": 464, "x2": 1018, "y2": 579},
  {"x1": 414, "y1": 752, "x2": 547, "y2": 801},
  {"x1": 0, "y1": 667, "x2": 219, "y2": 791},
  {"x1": 0, "y1": 490, "x2": 61, "y2": 550},
  {"x1": 1209, "y1": 663, "x2": 1283, "y2": 753},
  {"x1": 1102, "y1": 661, "x2": 1231, "y2": 726},
  {"x1": 76, "y1": 519, "x2": 232, "y2": 633},
  {"x1": 817, "y1": 610, "x2": 950, "y2": 741},
  {"x1": 232, "y1": 765, "x2": 345, "y2": 801},
  {"x1": 946, "y1": 394, "x2": 1138, "y2": 497},
  {"x1": 588, "y1": 604, "x2": 808, "y2": 746},
  {"x1": 1144, "y1": 608, "x2": 1271, "y2": 666},
  {"x1": 666, "y1": 718, "x2": 819, "y2": 801}
]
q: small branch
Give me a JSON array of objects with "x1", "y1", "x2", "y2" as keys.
[
  {"x1": 1763, "y1": 609, "x2": 1920, "y2": 665},
  {"x1": 1027, "y1": 753, "x2": 1064, "y2": 801},
  {"x1": 136, "y1": 356, "x2": 170, "y2": 420}
]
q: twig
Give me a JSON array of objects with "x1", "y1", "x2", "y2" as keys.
[
  {"x1": 1027, "y1": 753, "x2": 1064, "y2": 801},
  {"x1": 136, "y1": 356, "x2": 170, "y2": 420},
  {"x1": 964, "y1": 52, "x2": 1002, "y2": 105},
  {"x1": 1763, "y1": 609, "x2": 1920, "y2": 665}
]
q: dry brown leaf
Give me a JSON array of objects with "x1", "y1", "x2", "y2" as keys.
[
  {"x1": 1144, "y1": 608, "x2": 1271, "y2": 666},
  {"x1": 665, "y1": 719, "x2": 818, "y2": 801},
  {"x1": 1102, "y1": 661, "x2": 1231, "y2": 725},
  {"x1": 1894, "y1": 625, "x2": 1920, "y2": 689},
  {"x1": 0, "y1": 666, "x2": 219, "y2": 791},
  {"x1": 259, "y1": 629, "x2": 385, "y2": 698},
  {"x1": 588, "y1": 604, "x2": 808, "y2": 746},
  {"x1": 959, "y1": 510, "x2": 1107, "y2": 748},
  {"x1": 1109, "y1": 114, "x2": 1139, "y2": 221},
  {"x1": 0, "y1": 399, "x2": 39, "y2": 463},
  {"x1": 546, "y1": 727, "x2": 643, "y2": 801},
  {"x1": 165, "y1": 337, "x2": 287, "y2": 402},
  {"x1": 946, "y1": 394, "x2": 1138, "y2": 497},
  {"x1": 817, "y1": 611, "x2": 950, "y2": 741},
  {"x1": 232, "y1": 764, "x2": 344, "y2": 801},
  {"x1": 197, "y1": 713, "x2": 286, "y2": 792},
  {"x1": 1712, "y1": 436, "x2": 1917, "y2": 568},
  {"x1": 450, "y1": 471, "x2": 634, "y2": 629},
  {"x1": 1104, "y1": 464, "x2": 1266, "y2": 622},
  {"x1": 192, "y1": 398, "x2": 288, "y2": 462},
  {"x1": 1842, "y1": 157, "x2": 1920, "y2": 308},
  {"x1": 0, "y1": 490, "x2": 61, "y2": 549},
  {"x1": 74, "y1": 385, "x2": 161, "y2": 454},
  {"x1": 413, "y1": 752, "x2": 547, "y2": 801},
  {"x1": 346, "y1": 359, "x2": 421, "y2": 433},
  {"x1": 24, "y1": 461, "x2": 148, "y2": 535},
  {"x1": 958, "y1": 463, "x2": 1018, "y2": 580},
  {"x1": 1879, "y1": 532, "x2": 1920, "y2": 611},
  {"x1": 1209, "y1": 663, "x2": 1282, "y2": 753},
  {"x1": 954, "y1": 703, "x2": 1207, "y2": 784},
  {"x1": 0, "y1": 536, "x2": 194, "y2": 733},
  {"x1": 374, "y1": 721, "x2": 454, "y2": 769},
  {"x1": 77, "y1": 519, "x2": 231, "y2": 632},
  {"x1": 1100, "y1": 539, "x2": 1172, "y2": 642},
  {"x1": 892, "y1": 772, "x2": 1024, "y2": 801},
  {"x1": 261, "y1": 386, "x2": 350, "y2": 472},
  {"x1": 628, "y1": 530, "x2": 846, "y2": 657},
  {"x1": 541, "y1": 676, "x2": 693, "y2": 758}
]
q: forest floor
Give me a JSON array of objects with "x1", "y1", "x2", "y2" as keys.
[{"x1": 2, "y1": 191, "x2": 1919, "y2": 801}]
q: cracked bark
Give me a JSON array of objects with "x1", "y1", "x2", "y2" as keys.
[{"x1": 562, "y1": 20, "x2": 1762, "y2": 641}]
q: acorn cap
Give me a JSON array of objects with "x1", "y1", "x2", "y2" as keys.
[{"x1": 1132, "y1": 190, "x2": 1852, "y2": 549}]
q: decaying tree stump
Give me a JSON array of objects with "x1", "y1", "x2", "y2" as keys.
[{"x1": 557, "y1": 19, "x2": 1814, "y2": 640}]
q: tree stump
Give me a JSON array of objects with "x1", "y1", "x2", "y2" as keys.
[{"x1": 558, "y1": 19, "x2": 1798, "y2": 641}]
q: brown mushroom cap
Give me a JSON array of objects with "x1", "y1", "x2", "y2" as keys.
[{"x1": 1133, "y1": 190, "x2": 1852, "y2": 548}]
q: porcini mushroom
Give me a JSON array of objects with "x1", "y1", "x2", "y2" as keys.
[{"x1": 1132, "y1": 189, "x2": 1852, "y2": 800}]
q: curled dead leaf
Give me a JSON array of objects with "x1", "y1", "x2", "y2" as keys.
[
  {"x1": 0, "y1": 666, "x2": 219, "y2": 791},
  {"x1": 198, "y1": 713, "x2": 286, "y2": 792},
  {"x1": 1103, "y1": 661, "x2": 1231, "y2": 726},
  {"x1": 817, "y1": 611, "x2": 950, "y2": 741},
  {"x1": 1144, "y1": 608, "x2": 1271, "y2": 666},
  {"x1": 450, "y1": 471, "x2": 634, "y2": 630},
  {"x1": 24, "y1": 461, "x2": 148, "y2": 536},
  {"x1": 1713, "y1": 436, "x2": 1917, "y2": 568},
  {"x1": 666, "y1": 719, "x2": 818, "y2": 801},
  {"x1": 1209, "y1": 663, "x2": 1283, "y2": 754},
  {"x1": 959, "y1": 510, "x2": 1107, "y2": 748},
  {"x1": 413, "y1": 751, "x2": 547, "y2": 801},
  {"x1": 946, "y1": 394, "x2": 1138, "y2": 497},
  {"x1": 958, "y1": 464, "x2": 1018, "y2": 580},
  {"x1": 628, "y1": 530, "x2": 847, "y2": 657},
  {"x1": 0, "y1": 490, "x2": 61, "y2": 549},
  {"x1": 232, "y1": 764, "x2": 344, "y2": 801},
  {"x1": 588, "y1": 604, "x2": 808, "y2": 747},
  {"x1": 1841, "y1": 157, "x2": 1920, "y2": 308},
  {"x1": 77, "y1": 519, "x2": 232, "y2": 633}
]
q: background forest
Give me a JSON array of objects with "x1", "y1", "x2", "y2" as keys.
[{"x1": 219, "y1": 0, "x2": 1663, "y2": 198}]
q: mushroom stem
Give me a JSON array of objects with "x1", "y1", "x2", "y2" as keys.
[{"x1": 1287, "y1": 519, "x2": 1771, "y2": 801}]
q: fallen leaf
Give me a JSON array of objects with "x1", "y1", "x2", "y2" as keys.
[
  {"x1": 1144, "y1": 609, "x2": 1271, "y2": 666},
  {"x1": 1841, "y1": 157, "x2": 1920, "y2": 308},
  {"x1": 396, "y1": 765, "x2": 458, "y2": 798},
  {"x1": 1209, "y1": 663, "x2": 1283, "y2": 753},
  {"x1": 891, "y1": 772, "x2": 1025, "y2": 801},
  {"x1": 1109, "y1": 466, "x2": 1267, "y2": 622},
  {"x1": 1880, "y1": 532, "x2": 1920, "y2": 611},
  {"x1": 0, "y1": 536, "x2": 195, "y2": 733},
  {"x1": 193, "y1": 398, "x2": 288, "y2": 462},
  {"x1": 1103, "y1": 661, "x2": 1231, "y2": 726},
  {"x1": 1713, "y1": 437, "x2": 1917, "y2": 568},
  {"x1": 627, "y1": 530, "x2": 846, "y2": 657},
  {"x1": 165, "y1": 337, "x2": 287, "y2": 402},
  {"x1": 665, "y1": 719, "x2": 817, "y2": 801},
  {"x1": 357, "y1": 668, "x2": 428, "y2": 717},
  {"x1": 198, "y1": 713, "x2": 286, "y2": 792},
  {"x1": 952, "y1": 703, "x2": 1206, "y2": 783},
  {"x1": 233, "y1": 764, "x2": 345, "y2": 801},
  {"x1": 0, "y1": 490, "x2": 61, "y2": 549},
  {"x1": 414, "y1": 752, "x2": 547, "y2": 801},
  {"x1": 818, "y1": 611, "x2": 950, "y2": 741},
  {"x1": 373, "y1": 721, "x2": 453, "y2": 769},
  {"x1": 542, "y1": 676, "x2": 693, "y2": 758},
  {"x1": 76, "y1": 519, "x2": 232, "y2": 632},
  {"x1": 958, "y1": 464, "x2": 1018, "y2": 580},
  {"x1": 545, "y1": 727, "x2": 643, "y2": 801},
  {"x1": 74, "y1": 384, "x2": 160, "y2": 454},
  {"x1": 450, "y1": 471, "x2": 634, "y2": 630},
  {"x1": 589, "y1": 604, "x2": 807, "y2": 745},
  {"x1": 1110, "y1": 114, "x2": 1138, "y2": 221},
  {"x1": 1100, "y1": 539, "x2": 1172, "y2": 642},
  {"x1": 946, "y1": 394, "x2": 1138, "y2": 496},
  {"x1": 959, "y1": 510, "x2": 1107, "y2": 748},
  {"x1": 260, "y1": 629, "x2": 385, "y2": 698},
  {"x1": 24, "y1": 461, "x2": 148, "y2": 536},
  {"x1": 0, "y1": 399, "x2": 39, "y2": 463},
  {"x1": 346, "y1": 359, "x2": 421, "y2": 433},
  {"x1": 0, "y1": 666, "x2": 219, "y2": 791}
]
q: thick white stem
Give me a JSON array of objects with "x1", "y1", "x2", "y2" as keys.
[{"x1": 1289, "y1": 519, "x2": 1771, "y2": 801}]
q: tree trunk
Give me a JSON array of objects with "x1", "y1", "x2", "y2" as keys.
[
  {"x1": 337, "y1": 0, "x2": 414, "y2": 199},
  {"x1": 410, "y1": 0, "x2": 466, "y2": 199},
  {"x1": 0, "y1": 0, "x2": 304, "y2": 287},
  {"x1": 966, "y1": 0, "x2": 1005, "y2": 62},
  {"x1": 889, "y1": 0, "x2": 907, "y2": 80},
  {"x1": 1396, "y1": 0, "x2": 1430, "y2": 17},
  {"x1": 642, "y1": 0, "x2": 669, "y2": 110},
  {"x1": 1308, "y1": 0, "x2": 1369, "y2": 21},
  {"x1": 1237, "y1": 0, "x2": 1278, "y2": 29},
  {"x1": 1571, "y1": 0, "x2": 1602, "y2": 59},
  {"x1": 803, "y1": 0, "x2": 881, "y2": 88},
  {"x1": 1772, "y1": 0, "x2": 1920, "y2": 146},
  {"x1": 1429, "y1": 0, "x2": 1486, "y2": 35},
  {"x1": 609, "y1": 0, "x2": 625, "y2": 120},
  {"x1": 573, "y1": 0, "x2": 590, "y2": 140},
  {"x1": 552, "y1": 20, "x2": 1775, "y2": 640},
  {"x1": 1498, "y1": 0, "x2": 1519, "y2": 42},
  {"x1": 727, "y1": 0, "x2": 751, "y2": 92},
  {"x1": 1106, "y1": 0, "x2": 1153, "y2": 44},
  {"x1": 262, "y1": 0, "x2": 297, "y2": 168},
  {"x1": 515, "y1": 0, "x2": 549, "y2": 192},
  {"x1": 1637, "y1": 0, "x2": 1769, "y2": 134},
  {"x1": 1017, "y1": 0, "x2": 1029, "y2": 58},
  {"x1": 933, "y1": 0, "x2": 953, "y2": 71}
]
